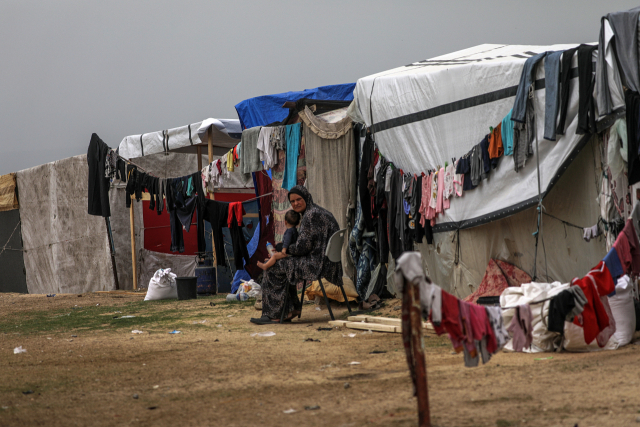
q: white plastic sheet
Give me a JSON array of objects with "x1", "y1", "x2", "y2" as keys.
[{"x1": 17, "y1": 155, "x2": 114, "y2": 294}]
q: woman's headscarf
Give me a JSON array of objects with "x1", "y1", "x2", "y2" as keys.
[{"x1": 288, "y1": 185, "x2": 313, "y2": 208}]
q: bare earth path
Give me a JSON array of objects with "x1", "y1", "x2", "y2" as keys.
[{"x1": 1, "y1": 292, "x2": 639, "y2": 427}]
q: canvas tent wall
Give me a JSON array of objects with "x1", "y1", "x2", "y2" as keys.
[
  {"x1": 353, "y1": 44, "x2": 605, "y2": 297},
  {"x1": 16, "y1": 155, "x2": 115, "y2": 294}
]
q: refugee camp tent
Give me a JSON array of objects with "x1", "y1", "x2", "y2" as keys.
[
  {"x1": 16, "y1": 155, "x2": 115, "y2": 294},
  {"x1": 0, "y1": 173, "x2": 27, "y2": 293},
  {"x1": 114, "y1": 120, "x2": 255, "y2": 291},
  {"x1": 353, "y1": 44, "x2": 605, "y2": 297}
]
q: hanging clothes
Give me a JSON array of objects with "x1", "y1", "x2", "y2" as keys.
[
  {"x1": 543, "y1": 50, "x2": 564, "y2": 141},
  {"x1": 625, "y1": 90, "x2": 640, "y2": 186},
  {"x1": 240, "y1": 126, "x2": 263, "y2": 183},
  {"x1": 204, "y1": 200, "x2": 229, "y2": 268},
  {"x1": 576, "y1": 44, "x2": 598, "y2": 135},
  {"x1": 359, "y1": 135, "x2": 375, "y2": 232},
  {"x1": 282, "y1": 123, "x2": 302, "y2": 191},
  {"x1": 257, "y1": 126, "x2": 278, "y2": 169},
  {"x1": 229, "y1": 208, "x2": 251, "y2": 271},
  {"x1": 596, "y1": 18, "x2": 626, "y2": 130},
  {"x1": 227, "y1": 202, "x2": 245, "y2": 228},
  {"x1": 87, "y1": 133, "x2": 112, "y2": 217},
  {"x1": 556, "y1": 47, "x2": 579, "y2": 135},
  {"x1": 501, "y1": 109, "x2": 515, "y2": 156},
  {"x1": 607, "y1": 7, "x2": 640, "y2": 93},
  {"x1": 506, "y1": 305, "x2": 533, "y2": 352},
  {"x1": 388, "y1": 168, "x2": 405, "y2": 260}
]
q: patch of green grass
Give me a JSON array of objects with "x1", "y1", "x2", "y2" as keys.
[{"x1": 0, "y1": 296, "x2": 254, "y2": 336}]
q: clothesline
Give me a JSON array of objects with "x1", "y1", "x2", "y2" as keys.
[{"x1": 501, "y1": 295, "x2": 555, "y2": 310}]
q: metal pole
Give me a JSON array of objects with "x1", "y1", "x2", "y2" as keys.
[{"x1": 105, "y1": 217, "x2": 119, "y2": 290}]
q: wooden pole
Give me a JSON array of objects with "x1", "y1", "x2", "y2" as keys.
[
  {"x1": 197, "y1": 146, "x2": 202, "y2": 172},
  {"x1": 207, "y1": 128, "x2": 217, "y2": 269},
  {"x1": 408, "y1": 279, "x2": 430, "y2": 426},
  {"x1": 129, "y1": 197, "x2": 138, "y2": 291},
  {"x1": 207, "y1": 127, "x2": 214, "y2": 164}
]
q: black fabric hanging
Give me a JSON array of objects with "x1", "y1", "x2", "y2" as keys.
[
  {"x1": 626, "y1": 90, "x2": 640, "y2": 186},
  {"x1": 359, "y1": 134, "x2": 375, "y2": 232},
  {"x1": 87, "y1": 133, "x2": 111, "y2": 217}
]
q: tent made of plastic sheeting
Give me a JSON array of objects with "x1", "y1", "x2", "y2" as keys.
[
  {"x1": 354, "y1": 43, "x2": 592, "y2": 231},
  {"x1": 17, "y1": 155, "x2": 115, "y2": 294},
  {"x1": 117, "y1": 118, "x2": 242, "y2": 160},
  {"x1": 234, "y1": 83, "x2": 356, "y2": 129},
  {"x1": 352, "y1": 44, "x2": 606, "y2": 296}
]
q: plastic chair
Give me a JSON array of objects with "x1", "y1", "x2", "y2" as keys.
[{"x1": 280, "y1": 228, "x2": 352, "y2": 322}]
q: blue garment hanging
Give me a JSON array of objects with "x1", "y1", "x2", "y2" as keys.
[{"x1": 282, "y1": 123, "x2": 301, "y2": 191}]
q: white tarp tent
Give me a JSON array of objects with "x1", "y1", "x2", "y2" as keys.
[
  {"x1": 353, "y1": 44, "x2": 605, "y2": 296},
  {"x1": 354, "y1": 43, "x2": 594, "y2": 231},
  {"x1": 17, "y1": 155, "x2": 115, "y2": 294},
  {"x1": 117, "y1": 118, "x2": 242, "y2": 159}
]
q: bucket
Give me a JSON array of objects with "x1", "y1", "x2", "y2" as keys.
[{"x1": 176, "y1": 277, "x2": 198, "y2": 300}]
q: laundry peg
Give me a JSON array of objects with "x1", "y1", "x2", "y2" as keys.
[
  {"x1": 445, "y1": 161, "x2": 448, "y2": 168},
  {"x1": 490, "y1": 126, "x2": 494, "y2": 133}
]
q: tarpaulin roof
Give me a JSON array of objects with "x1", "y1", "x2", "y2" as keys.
[
  {"x1": 234, "y1": 83, "x2": 356, "y2": 129},
  {"x1": 117, "y1": 118, "x2": 242, "y2": 160}
]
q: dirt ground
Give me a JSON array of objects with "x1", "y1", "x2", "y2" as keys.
[{"x1": 1, "y1": 292, "x2": 640, "y2": 427}]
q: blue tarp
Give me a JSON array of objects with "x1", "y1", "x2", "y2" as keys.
[{"x1": 234, "y1": 83, "x2": 356, "y2": 129}]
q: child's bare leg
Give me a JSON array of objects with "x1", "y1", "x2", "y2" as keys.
[{"x1": 257, "y1": 256, "x2": 277, "y2": 271}]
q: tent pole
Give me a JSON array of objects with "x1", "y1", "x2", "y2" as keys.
[
  {"x1": 207, "y1": 127, "x2": 214, "y2": 164},
  {"x1": 207, "y1": 127, "x2": 218, "y2": 271},
  {"x1": 407, "y1": 278, "x2": 431, "y2": 427},
  {"x1": 129, "y1": 197, "x2": 138, "y2": 290},
  {"x1": 197, "y1": 146, "x2": 202, "y2": 173},
  {"x1": 105, "y1": 217, "x2": 120, "y2": 290}
]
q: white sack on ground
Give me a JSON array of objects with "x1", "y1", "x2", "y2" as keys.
[
  {"x1": 144, "y1": 268, "x2": 178, "y2": 301},
  {"x1": 563, "y1": 275, "x2": 636, "y2": 351},
  {"x1": 17, "y1": 155, "x2": 114, "y2": 294},
  {"x1": 500, "y1": 281, "x2": 568, "y2": 353}
]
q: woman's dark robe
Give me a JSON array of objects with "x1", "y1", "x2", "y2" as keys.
[{"x1": 261, "y1": 185, "x2": 343, "y2": 319}]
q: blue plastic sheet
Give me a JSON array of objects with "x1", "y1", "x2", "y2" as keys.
[{"x1": 234, "y1": 83, "x2": 356, "y2": 129}]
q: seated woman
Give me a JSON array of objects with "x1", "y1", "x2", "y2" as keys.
[{"x1": 250, "y1": 185, "x2": 343, "y2": 324}]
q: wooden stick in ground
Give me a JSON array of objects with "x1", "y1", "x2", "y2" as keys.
[
  {"x1": 407, "y1": 278, "x2": 431, "y2": 427},
  {"x1": 129, "y1": 196, "x2": 138, "y2": 291}
]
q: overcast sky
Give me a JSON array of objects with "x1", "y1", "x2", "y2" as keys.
[{"x1": 1, "y1": 0, "x2": 637, "y2": 174}]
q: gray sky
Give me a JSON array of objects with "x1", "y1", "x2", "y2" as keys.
[{"x1": 1, "y1": 0, "x2": 637, "y2": 175}]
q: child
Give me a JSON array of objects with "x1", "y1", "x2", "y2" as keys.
[{"x1": 257, "y1": 210, "x2": 300, "y2": 271}]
